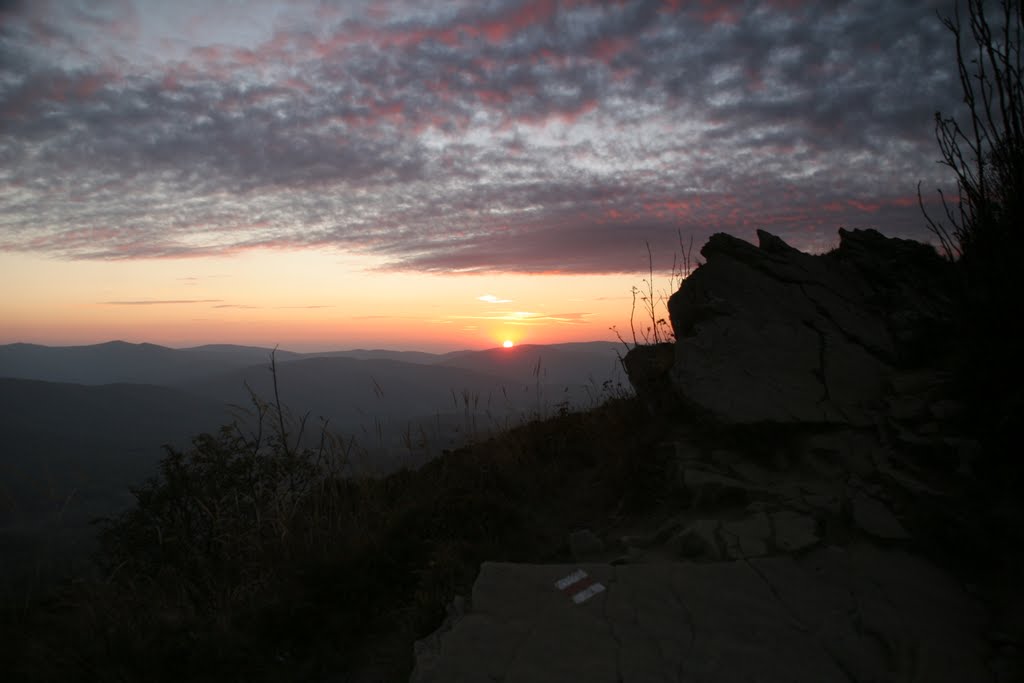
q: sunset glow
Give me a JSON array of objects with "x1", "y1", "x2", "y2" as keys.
[
  {"x1": 0, "y1": 1, "x2": 956, "y2": 351},
  {"x1": 503, "y1": 340, "x2": 515, "y2": 349}
]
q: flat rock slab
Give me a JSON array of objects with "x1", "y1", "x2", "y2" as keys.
[
  {"x1": 411, "y1": 545, "x2": 992, "y2": 682},
  {"x1": 852, "y1": 491, "x2": 911, "y2": 540}
]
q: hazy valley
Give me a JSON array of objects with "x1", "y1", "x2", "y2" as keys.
[{"x1": 0, "y1": 340, "x2": 627, "y2": 584}]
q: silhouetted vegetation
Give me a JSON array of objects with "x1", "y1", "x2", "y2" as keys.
[
  {"x1": 920, "y1": 0, "x2": 1023, "y2": 267},
  {"x1": 919, "y1": 0, "x2": 1022, "y2": 472},
  {"x1": 614, "y1": 231, "x2": 698, "y2": 350},
  {"x1": 0, "y1": 361, "x2": 665, "y2": 682}
]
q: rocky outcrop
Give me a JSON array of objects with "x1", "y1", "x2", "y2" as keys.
[
  {"x1": 408, "y1": 229, "x2": 1024, "y2": 683},
  {"x1": 664, "y1": 228, "x2": 955, "y2": 426},
  {"x1": 410, "y1": 415, "x2": 1021, "y2": 682}
]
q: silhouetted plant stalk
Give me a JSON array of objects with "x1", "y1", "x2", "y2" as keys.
[
  {"x1": 613, "y1": 230, "x2": 698, "y2": 350},
  {"x1": 919, "y1": 0, "x2": 1023, "y2": 268}
]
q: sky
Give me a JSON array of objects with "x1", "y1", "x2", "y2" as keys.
[{"x1": 0, "y1": 0, "x2": 963, "y2": 351}]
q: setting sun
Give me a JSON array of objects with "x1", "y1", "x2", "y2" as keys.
[{"x1": 503, "y1": 340, "x2": 514, "y2": 348}]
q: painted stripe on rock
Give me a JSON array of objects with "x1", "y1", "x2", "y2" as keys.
[
  {"x1": 554, "y1": 569, "x2": 606, "y2": 604},
  {"x1": 571, "y1": 582, "x2": 606, "y2": 603}
]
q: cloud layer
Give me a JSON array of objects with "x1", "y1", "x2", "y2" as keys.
[{"x1": 0, "y1": 0, "x2": 961, "y2": 272}]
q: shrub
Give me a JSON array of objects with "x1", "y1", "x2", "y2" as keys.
[
  {"x1": 920, "y1": 0, "x2": 1023, "y2": 272},
  {"x1": 919, "y1": 0, "x2": 1023, "y2": 468}
]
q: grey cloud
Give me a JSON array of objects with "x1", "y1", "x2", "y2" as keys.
[{"x1": 0, "y1": 0, "x2": 962, "y2": 271}]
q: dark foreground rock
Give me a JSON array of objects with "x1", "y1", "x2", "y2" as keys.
[
  {"x1": 409, "y1": 416, "x2": 1021, "y2": 682},
  {"x1": 664, "y1": 228, "x2": 954, "y2": 426},
  {"x1": 408, "y1": 230, "x2": 1021, "y2": 682},
  {"x1": 412, "y1": 549, "x2": 990, "y2": 683}
]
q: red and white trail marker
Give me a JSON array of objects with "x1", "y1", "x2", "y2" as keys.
[{"x1": 554, "y1": 569, "x2": 606, "y2": 604}]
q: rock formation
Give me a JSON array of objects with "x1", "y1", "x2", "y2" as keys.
[
  {"x1": 408, "y1": 229, "x2": 1021, "y2": 682},
  {"x1": 665, "y1": 228, "x2": 955, "y2": 426},
  {"x1": 410, "y1": 414, "x2": 1018, "y2": 681}
]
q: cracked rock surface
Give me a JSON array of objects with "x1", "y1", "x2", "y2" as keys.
[
  {"x1": 409, "y1": 425, "x2": 1017, "y2": 682},
  {"x1": 664, "y1": 228, "x2": 953, "y2": 426},
  {"x1": 409, "y1": 413, "x2": 1020, "y2": 682},
  {"x1": 410, "y1": 548, "x2": 991, "y2": 683}
]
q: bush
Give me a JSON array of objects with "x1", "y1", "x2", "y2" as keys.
[
  {"x1": 920, "y1": 0, "x2": 1023, "y2": 468},
  {"x1": 920, "y1": 0, "x2": 1023, "y2": 271}
]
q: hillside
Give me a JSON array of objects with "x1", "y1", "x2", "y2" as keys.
[
  {"x1": 438, "y1": 343, "x2": 623, "y2": 387},
  {"x1": 0, "y1": 342, "x2": 626, "y2": 592},
  {"x1": 0, "y1": 341, "x2": 302, "y2": 386},
  {"x1": 0, "y1": 378, "x2": 230, "y2": 587}
]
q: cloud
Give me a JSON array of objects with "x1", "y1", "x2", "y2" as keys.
[
  {"x1": 478, "y1": 294, "x2": 512, "y2": 303},
  {"x1": 0, "y1": 0, "x2": 961, "y2": 272},
  {"x1": 274, "y1": 305, "x2": 334, "y2": 309},
  {"x1": 101, "y1": 299, "x2": 223, "y2": 305},
  {"x1": 452, "y1": 310, "x2": 591, "y2": 325}
]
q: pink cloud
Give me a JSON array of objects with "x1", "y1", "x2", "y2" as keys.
[
  {"x1": 590, "y1": 36, "x2": 634, "y2": 62},
  {"x1": 693, "y1": 0, "x2": 742, "y2": 25},
  {"x1": 554, "y1": 98, "x2": 598, "y2": 124},
  {"x1": 889, "y1": 195, "x2": 918, "y2": 208},
  {"x1": 477, "y1": 0, "x2": 559, "y2": 43},
  {"x1": 282, "y1": 77, "x2": 312, "y2": 94},
  {"x1": 161, "y1": 72, "x2": 180, "y2": 91},
  {"x1": 848, "y1": 199, "x2": 881, "y2": 213},
  {"x1": 478, "y1": 89, "x2": 512, "y2": 106}
]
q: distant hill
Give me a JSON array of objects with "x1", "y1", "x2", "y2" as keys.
[
  {"x1": 179, "y1": 355, "x2": 535, "y2": 432},
  {"x1": 0, "y1": 377, "x2": 230, "y2": 516},
  {"x1": 0, "y1": 340, "x2": 625, "y2": 387},
  {"x1": 0, "y1": 340, "x2": 630, "y2": 580},
  {"x1": 180, "y1": 348, "x2": 625, "y2": 439},
  {"x1": 296, "y1": 348, "x2": 448, "y2": 365},
  {"x1": 0, "y1": 338, "x2": 632, "y2": 599},
  {"x1": 0, "y1": 378, "x2": 231, "y2": 583},
  {"x1": 0, "y1": 341, "x2": 301, "y2": 385},
  {"x1": 438, "y1": 343, "x2": 623, "y2": 387}
]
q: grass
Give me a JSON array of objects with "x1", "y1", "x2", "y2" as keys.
[{"x1": 0, "y1": 371, "x2": 673, "y2": 682}]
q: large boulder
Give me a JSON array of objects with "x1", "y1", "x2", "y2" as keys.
[{"x1": 666, "y1": 228, "x2": 954, "y2": 426}]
